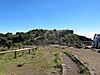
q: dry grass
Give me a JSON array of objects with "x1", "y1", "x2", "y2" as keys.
[{"x1": 0, "y1": 48, "x2": 60, "y2": 75}]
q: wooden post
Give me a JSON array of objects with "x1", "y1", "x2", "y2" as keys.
[
  {"x1": 29, "y1": 49, "x2": 31, "y2": 54},
  {"x1": 0, "y1": 54, "x2": 1, "y2": 59},
  {"x1": 14, "y1": 51, "x2": 17, "y2": 58}
]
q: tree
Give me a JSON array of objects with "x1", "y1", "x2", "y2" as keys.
[
  {"x1": 14, "y1": 43, "x2": 23, "y2": 49},
  {"x1": 5, "y1": 33, "x2": 13, "y2": 40},
  {"x1": 13, "y1": 32, "x2": 25, "y2": 43},
  {"x1": 6, "y1": 40, "x2": 13, "y2": 49}
]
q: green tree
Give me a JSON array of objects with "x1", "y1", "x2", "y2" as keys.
[{"x1": 6, "y1": 40, "x2": 13, "y2": 49}]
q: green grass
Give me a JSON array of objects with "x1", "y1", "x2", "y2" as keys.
[
  {"x1": 49, "y1": 50, "x2": 62, "y2": 68},
  {"x1": 54, "y1": 53, "x2": 61, "y2": 68}
]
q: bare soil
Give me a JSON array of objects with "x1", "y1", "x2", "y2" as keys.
[
  {"x1": 60, "y1": 52, "x2": 82, "y2": 75},
  {"x1": 65, "y1": 47, "x2": 100, "y2": 75}
]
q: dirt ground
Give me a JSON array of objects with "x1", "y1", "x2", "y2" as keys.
[
  {"x1": 64, "y1": 47, "x2": 100, "y2": 75},
  {"x1": 0, "y1": 47, "x2": 60, "y2": 75},
  {"x1": 44, "y1": 45, "x2": 83, "y2": 75},
  {"x1": 1, "y1": 46, "x2": 100, "y2": 75},
  {"x1": 60, "y1": 52, "x2": 82, "y2": 75}
]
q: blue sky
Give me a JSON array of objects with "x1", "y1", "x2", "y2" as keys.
[{"x1": 0, "y1": 0, "x2": 100, "y2": 38}]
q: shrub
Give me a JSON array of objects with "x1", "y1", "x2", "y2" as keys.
[
  {"x1": 54, "y1": 53, "x2": 61, "y2": 68},
  {"x1": 16, "y1": 62, "x2": 24, "y2": 67}
]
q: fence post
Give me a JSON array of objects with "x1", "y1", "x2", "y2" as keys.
[
  {"x1": 14, "y1": 51, "x2": 17, "y2": 58},
  {"x1": 29, "y1": 49, "x2": 31, "y2": 54}
]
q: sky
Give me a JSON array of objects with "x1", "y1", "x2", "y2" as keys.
[{"x1": 0, "y1": 0, "x2": 100, "y2": 39}]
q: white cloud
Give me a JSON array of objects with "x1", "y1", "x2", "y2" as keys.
[
  {"x1": 75, "y1": 31, "x2": 99, "y2": 39},
  {"x1": 88, "y1": 32, "x2": 98, "y2": 39}
]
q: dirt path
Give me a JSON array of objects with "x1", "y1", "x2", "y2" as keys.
[
  {"x1": 60, "y1": 52, "x2": 82, "y2": 75},
  {"x1": 66, "y1": 47, "x2": 100, "y2": 75}
]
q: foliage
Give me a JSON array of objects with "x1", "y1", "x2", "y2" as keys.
[
  {"x1": 14, "y1": 43, "x2": 23, "y2": 49},
  {"x1": 0, "y1": 29, "x2": 92, "y2": 49},
  {"x1": 16, "y1": 62, "x2": 24, "y2": 67},
  {"x1": 50, "y1": 50, "x2": 61, "y2": 68},
  {"x1": 77, "y1": 35, "x2": 92, "y2": 41},
  {"x1": 54, "y1": 53, "x2": 61, "y2": 68},
  {"x1": 5, "y1": 40, "x2": 13, "y2": 49},
  {"x1": 65, "y1": 34, "x2": 79, "y2": 42}
]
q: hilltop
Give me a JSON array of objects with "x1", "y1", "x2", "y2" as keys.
[{"x1": 0, "y1": 29, "x2": 92, "y2": 50}]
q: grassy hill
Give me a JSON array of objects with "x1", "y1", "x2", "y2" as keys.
[{"x1": 0, "y1": 29, "x2": 92, "y2": 50}]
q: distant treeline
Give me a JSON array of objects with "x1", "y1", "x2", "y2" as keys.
[{"x1": 0, "y1": 29, "x2": 92, "y2": 49}]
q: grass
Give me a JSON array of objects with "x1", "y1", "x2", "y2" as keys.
[
  {"x1": 54, "y1": 53, "x2": 62, "y2": 68},
  {"x1": 0, "y1": 49, "x2": 60, "y2": 75},
  {"x1": 49, "y1": 49, "x2": 62, "y2": 75},
  {"x1": 64, "y1": 51, "x2": 91, "y2": 75}
]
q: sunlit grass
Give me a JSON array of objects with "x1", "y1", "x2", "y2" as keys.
[{"x1": 0, "y1": 49, "x2": 60, "y2": 75}]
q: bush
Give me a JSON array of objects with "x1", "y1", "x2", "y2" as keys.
[
  {"x1": 54, "y1": 53, "x2": 61, "y2": 68},
  {"x1": 16, "y1": 62, "x2": 24, "y2": 67}
]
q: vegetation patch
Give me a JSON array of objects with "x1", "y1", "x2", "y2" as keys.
[
  {"x1": 49, "y1": 49, "x2": 62, "y2": 74},
  {"x1": 64, "y1": 51, "x2": 91, "y2": 75},
  {"x1": 0, "y1": 29, "x2": 92, "y2": 50},
  {"x1": 54, "y1": 53, "x2": 62, "y2": 68},
  {"x1": 16, "y1": 62, "x2": 24, "y2": 67},
  {"x1": 0, "y1": 48, "x2": 60, "y2": 75}
]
